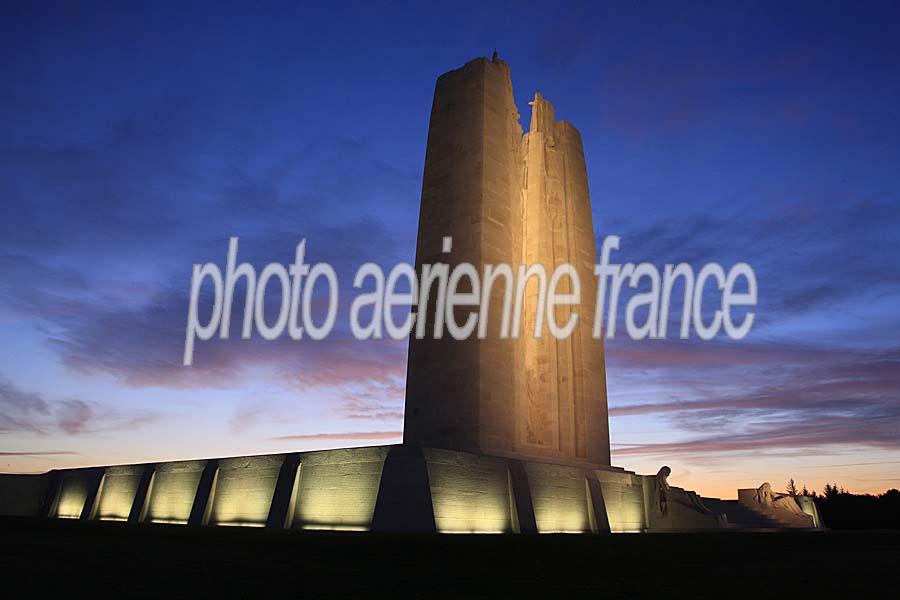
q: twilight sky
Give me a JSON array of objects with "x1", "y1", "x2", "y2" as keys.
[{"x1": 2, "y1": 1, "x2": 898, "y2": 498}]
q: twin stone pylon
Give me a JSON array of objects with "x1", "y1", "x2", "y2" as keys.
[{"x1": 404, "y1": 54, "x2": 611, "y2": 467}]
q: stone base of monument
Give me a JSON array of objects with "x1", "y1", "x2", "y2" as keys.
[{"x1": 0, "y1": 444, "x2": 818, "y2": 533}]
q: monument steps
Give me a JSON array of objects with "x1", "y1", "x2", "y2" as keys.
[
  {"x1": 700, "y1": 498, "x2": 788, "y2": 529},
  {"x1": 742, "y1": 504, "x2": 815, "y2": 528}
]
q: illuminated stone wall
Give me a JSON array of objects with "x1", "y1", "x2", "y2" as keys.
[
  {"x1": 424, "y1": 448, "x2": 513, "y2": 533},
  {"x1": 796, "y1": 495, "x2": 823, "y2": 528},
  {"x1": 594, "y1": 469, "x2": 647, "y2": 533},
  {"x1": 207, "y1": 455, "x2": 282, "y2": 527},
  {"x1": 519, "y1": 98, "x2": 609, "y2": 465},
  {"x1": 53, "y1": 470, "x2": 94, "y2": 519},
  {"x1": 143, "y1": 460, "x2": 206, "y2": 524},
  {"x1": 292, "y1": 447, "x2": 388, "y2": 531},
  {"x1": 4, "y1": 446, "x2": 740, "y2": 533},
  {"x1": 405, "y1": 55, "x2": 523, "y2": 456},
  {"x1": 553, "y1": 119, "x2": 610, "y2": 465},
  {"x1": 95, "y1": 465, "x2": 143, "y2": 521},
  {"x1": 524, "y1": 462, "x2": 593, "y2": 533},
  {"x1": 404, "y1": 56, "x2": 610, "y2": 466}
]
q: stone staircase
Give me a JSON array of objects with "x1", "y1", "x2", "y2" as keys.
[{"x1": 700, "y1": 498, "x2": 814, "y2": 529}]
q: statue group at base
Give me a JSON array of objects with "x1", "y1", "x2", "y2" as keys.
[
  {"x1": 753, "y1": 482, "x2": 806, "y2": 515},
  {"x1": 649, "y1": 466, "x2": 727, "y2": 529}
]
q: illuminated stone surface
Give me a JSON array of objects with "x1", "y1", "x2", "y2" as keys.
[
  {"x1": 207, "y1": 455, "x2": 282, "y2": 527},
  {"x1": 404, "y1": 55, "x2": 610, "y2": 465},
  {"x1": 52, "y1": 470, "x2": 94, "y2": 519},
  {"x1": 404, "y1": 56, "x2": 523, "y2": 458},
  {"x1": 594, "y1": 470, "x2": 647, "y2": 533},
  {"x1": 143, "y1": 460, "x2": 206, "y2": 524},
  {"x1": 1, "y1": 445, "x2": 795, "y2": 532},
  {"x1": 95, "y1": 465, "x2": 143, "y2": 521},
  {"x1": 292, "y1": 447, "x2": 388, "y2": 531},
  {"x1": 736, "y1": 487, "x2": 817, "y2": 528},
  {"x1": 424, "y1": 448, "x2": 513, "y2": 533},
  {"x1": 524, "y1": 461, "x2": 593, "y2": 533},
  {"x1": 795, "y1": 495, "x2": 824, "y2": 528}
]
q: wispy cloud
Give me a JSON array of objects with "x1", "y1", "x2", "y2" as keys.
[
  {"x1": 0, "y1": 450, "x2": 80, "y2": 457},
  {"x1": 269, "y1": 431, "x2": 402, "y2": 442},
  {"x1": 0, "y1": 377, "x2": 51, "y2": 434},
  {"x1": 608, "y1": 338, "x2": 900, "y2": 459},
  {"x1": 0, "y1": 377, "x2": 159, "y2": 437}
]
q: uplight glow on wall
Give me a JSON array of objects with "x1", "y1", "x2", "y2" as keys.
[
  {"x1": 292, "y1": 448, "x2": 387, "y2": 531},
  {"x1": 206, "y1": 456, "x2": 281, "y2": 528},
  {"x1": 425, "y1": 450, "x2": 513, "y2": 534},
  {"x1": 95, "y1": 466, "x2": 141, "y2": 522},
  {"x1": 143, "y1": 461, "x2": 205, "y2": 525}
]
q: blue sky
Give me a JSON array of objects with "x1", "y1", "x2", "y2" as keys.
[{"x1": 1, "y1": 1, "x2": 899, "y2": 497}]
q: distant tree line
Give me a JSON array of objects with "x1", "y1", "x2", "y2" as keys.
[{"x1": 788, "y1": 480, "x2": 900, "y2": 529}]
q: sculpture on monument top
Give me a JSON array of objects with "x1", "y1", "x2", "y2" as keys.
[{"x1": 528, "y1": 91, "x2": 554, "y2": 140}]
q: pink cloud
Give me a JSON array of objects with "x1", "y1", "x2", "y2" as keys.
[{"x1": 270, "y1": 431, "x2": 402, "y2": 441}]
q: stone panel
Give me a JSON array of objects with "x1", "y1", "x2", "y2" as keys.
[
  {"x1": 424, "y1": 448, "x2": 513, "y2": 533},
  {"x1": 143, "y1": 460, "x2": 205, "y2": 525},
  {"x1": 52, "y1": 470, "x2": 93, "y2": 519},
  {"x1": 594, "y1": 469, "x2": 647, "y2": 532},
  {"x1": 207, "y1": 455, "x2": 282, "y2": 527},
  {"x1": 292, "y1": 447, "x2": 389, "y2": 531},
  {"x1": 95, "y1": 464, "x2": 144, "y2": 521},
  {"x1": 524, "y1": 461, "x2": 592, "y2": 533}
]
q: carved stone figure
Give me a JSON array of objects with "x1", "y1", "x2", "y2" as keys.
[
  {"x1": 754, "y1": 482, "x2": 775, "y2": 506},
  {"x1": 656, "y1": 466, "x2": 671, "y2": 516},
  {"x1": 753, "y1": 482, "x2": 804, "y2": 515}
]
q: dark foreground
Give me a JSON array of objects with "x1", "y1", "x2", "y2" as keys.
[{"x1": 2, "y1": 517, "x2": 896, "y2": 598}]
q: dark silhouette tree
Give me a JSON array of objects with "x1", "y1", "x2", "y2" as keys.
[
  {"x1": 814, "y1": 484, "x2": 900, "y2": 529},
  {"x1": 786, "y1": 479, "x2": 799, "y2": 497}
]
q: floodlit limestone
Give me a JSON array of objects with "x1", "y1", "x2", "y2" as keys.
[
  {"x1": 404, "y1": 55, "x2": 609, "y2": 466},
  {"x1": 95, "y1": 465, "x2": 144, "y2": 521}
]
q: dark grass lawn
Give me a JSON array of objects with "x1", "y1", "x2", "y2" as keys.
[{"x1": 1, "y1": 517, "x2": 896, "y2": 598}]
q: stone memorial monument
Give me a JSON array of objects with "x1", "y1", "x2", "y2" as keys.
[{"x1": 0, "y1": 55, "x2": 822, "y2": 533}]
